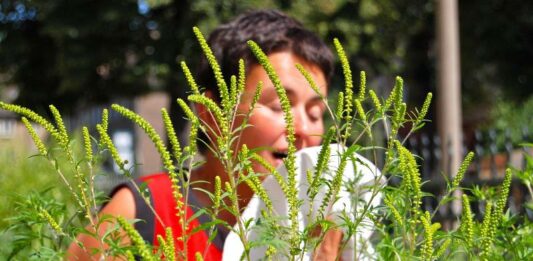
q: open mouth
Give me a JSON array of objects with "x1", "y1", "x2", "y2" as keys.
[{"x1": 272, "y1": 151, "x2": 288, "y2": 159}]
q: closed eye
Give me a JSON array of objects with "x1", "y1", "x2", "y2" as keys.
[{"x1": 308, "y1": 103, "x2": 325, "y2": 122}]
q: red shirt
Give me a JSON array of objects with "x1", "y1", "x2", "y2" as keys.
[{"x1": 114, "y1": 173, "x2": 224, "y2": 260}]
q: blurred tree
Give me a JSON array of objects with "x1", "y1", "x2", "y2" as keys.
[
  {"x1": 0, "y1": 0, "x2": 277, "y2": 142},
  {"x1": 0, "y1": 0, "x2": 147, "y2": 113},
  {"x1": 0, "y1": 0, "x2": 530, "y2": 133},
  {"x1": 0, "y1": 0, "x2": 433, "y2": 110},
  {"x1": 460, "y1": 0, "x2": 533, "y2": 124}
]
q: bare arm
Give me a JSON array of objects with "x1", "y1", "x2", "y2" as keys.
[{"x1": 66, "y1": 187, "x2": 136, "y2": 260}]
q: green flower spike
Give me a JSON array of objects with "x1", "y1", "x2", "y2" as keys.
[
  {"x1": 480, "y1": 203, "x2": 493, "y2": 259},
  {"x1": 193, "y1": 26, "x2": 230, "y2": 113},
  {"x1": 125, "y1": 251, "x2": 135, "y2": 261},
  {"x1": 333, "y1": 38, "x2": 353, "y2": 118},
  {"x1": 237, "y1": 59, "x2": 246, "y2": 100},
  {"x1": 461, "y1": 194, "x2": 474, "y2": 247},
  {"x1": 165, "y1": 227, "x2": 176, "y2": 261},
  {"x1": 96, "y1": 123, "x2": 124, "y2": 170},
  {"x1": 250, "y1": 152, "x2": 288, "y2": 196},
  {"x1": 369, "y1": 90, "x2": 382, "y2": 113},
  {"x1": 384, "y1": 196, "x2": 403, "y2": 226},
  {"x1": 181, "y1": 61, "x2": 201, "y2": 95},
  {"x1": 157, "y1": 227, "x2": 175, "y2": 261},
  {"x1": 391, "y1": 102, "x2": 406, "y2": 138},
  {"x1": 188, "y1": 120, "x2": 200, "y2": 155},
  {"x1": 177, "y1": 98, "x2": 200, "y2": 150},
  {"x1": 396, "y1": 141, "x2": 422, "y2": 215},
  {"x1": 335, "y1": 92, "x2": 344, "y2": 121},
  {"x1": 111, "y1": 105, "x2": 185, "y2": 218},
  {"x1": 177, "y1": 98, "x2": 200, "y2": 154},
  {"x1": 415, "y1": 92, "x2": 433, "y2": 126},
  {"x1": 49, "y1": 105, "x2": 69, "y2": 146},
  {"x1": 213, "y1": 175, "x2": 222, "y2": 210},
  {"x1": 246, "y1": 41, "x2": 296, "y2": 161},
  {"x1": 394, "y1": 102, "x2": 406, "y2": 125},
  {"x1": 489, "y1": 168, "x2": 512, "y2": 241},
  {"x1": 354, "y1": 99, "x2": 372, "y2": 139},
  {"x1": 224, "y1": 181, "x2": 238, "y2": 215},
  {"x1": 82, "y1": 126, "x2": 93, "y2": 163},
  {"x1": 420, "y1": 211, "x2": 434, "y2": 261},
  {"x1": 390, "y1": 76, "x2": 405, "y2": 110},
  {"x1": 111, "y1": 104, "x2": 174, "y2": 173},
  {"x1": 354, "y1": 99, "x2": 367, "y2": 122},
  {"x1": 240, "y1": 145, "x2": 274, "y2": 213},
  {"x1": 162, "y1": 108, "x2": 182, "y2": 163},
  {"x1": 195, "y1": 252, "x2": 204, "y2": 261},
  {"x1": 265, "y1": 246, "x2": 277, "y2": 259},
  {"x1": 394, "y1": 77, "x2": 404, "y2": 108},
  {"x1": 309, "y1": 127, "x2": 335, "y2": 198},
  {"x1": 305, "y1": 169, "x2": 313, "y2": 192},
  {"x1": 230, "y1": 75, "x2": 237, "y2": 107},
  {"x1": 97, "y1": 109, "x2": 109, "y2": 150},
  {"x1": 452, "y1": 152, "x2": 475, "y2": 189},
  {"x1": 21, "y1": 117, "x2": 47, "y2": 156},
  {"x1": 235, "y1": 81, "x2": 263, "y2": 147},
  {"x1": 101, "y1": 109, "x2": 109, "y2": 132},
  {"x1": 493, "y1": 168, "x2": 512, "y2": 223},
  {"x1": 249, "y1": 81, "x2": 263, "y2": 112},
  {"x1": 430, "y1": 223, "x2": 441, "y2": 234},
  {"x1": 434, "y1": 238, "x2": 451, "y2": 259},
  {"x1": 295, "y1": 63, "x2": 324, "y2": 98},
  {"x1": 157, "y1": 235, "x2": 169, "y2": 260},
  {"x1": 247, "y1": 40, "x2": 299, "y2": 243},
  {"x1": 187, "y1": 94, "x2": 228, "y2": 135},
  {"x1": 333, "y1": 38, "x2": 354, "y2": 140},
  {"x1": 0, "y1": 102, "x2": 60, "y2": 140},
  {"x1": 358, "y1": 71, "x2": 366, "y2": 100},
  {"x1": 244, "y1": 168, "x2": 274, "y2": 214},
  {"x1": 318, "y1": 145, "x2": 358, "y2": 216},
  {"x1": 117, "y1": 216, "x2": 156, "y2": 261},
  {"x1": 38, "y1": 208, "x2": 62, "y2": 234}
]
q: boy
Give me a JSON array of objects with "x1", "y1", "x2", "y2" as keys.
[{"x1": 68, "y1": 9, "x2": 340, "y2": 260}]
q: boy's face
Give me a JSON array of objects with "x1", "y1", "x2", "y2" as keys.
[{"x1": 236, "y1": 51, "x2": 327, "y2": 172}]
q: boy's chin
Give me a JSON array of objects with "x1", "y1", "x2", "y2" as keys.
[{"x1": 271, "y1": 157, "x2": 280, "y2": 166}]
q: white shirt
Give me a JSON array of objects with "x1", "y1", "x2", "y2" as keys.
[{"x1": 223, "y1": 144, "x2": 383, "y2": 260}]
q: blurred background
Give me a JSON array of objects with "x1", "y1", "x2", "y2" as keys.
[{"x1": 0, "y1": 0, "x2": 532, "y2": 228}]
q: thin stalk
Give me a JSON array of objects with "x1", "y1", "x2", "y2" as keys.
[
  {"x1": 86, "y1": 162, "x2": 98, "y2": 219},
  {"x1": 181, "y1": 152, "x2": 199, "y2": 259},
  {"x1": 526, "y1": 184, "x2": 533, "y2": 198},
  {"x1": 227, "y1": 165, "x2": 252, "y2": 261},
  {"x1": 382, "y1": 115, "x2": 390, "y2": 139},
  {"x1": 400, "y1": 120, "x2": 420, "y2": 145},
  {"x1": 47, "y1": 159, "x2": 82, "y2": 209}
]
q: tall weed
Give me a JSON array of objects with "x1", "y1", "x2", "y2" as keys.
[{"x1": 0, "y1": 27, "x2": 531, "y2": 260}]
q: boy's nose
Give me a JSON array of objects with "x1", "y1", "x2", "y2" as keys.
[{"x1": 292, "y1": 107, "x2": 311, "y2": 150}]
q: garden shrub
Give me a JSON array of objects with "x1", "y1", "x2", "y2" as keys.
[{"x1": 0, "y1": 140, "x2": 81, "y2": 259}]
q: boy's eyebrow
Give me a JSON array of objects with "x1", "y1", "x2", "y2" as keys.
[{"x1": 284, "y1": 86, "x2": 324, "y2": 102}]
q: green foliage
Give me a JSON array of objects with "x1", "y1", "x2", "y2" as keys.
[
  {"x1": 485, "y1": 95, "x2": 533, "y2": 148},
  {"x1": 0, "y1": 140, "x2": 79, "y2": 259},
  {"x1": 2, "y1": 190, "x2": 68, "y2": 260},
  {"x1": 1, "y1": 27, "x2": 532, "y2": 261},
  {"x1": 116, "y1": 216, "x2": 156, "y2": 261}
]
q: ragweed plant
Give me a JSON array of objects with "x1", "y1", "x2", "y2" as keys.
[{"x1": 2, "y1": 26, "x2": 531, "y2": 261}]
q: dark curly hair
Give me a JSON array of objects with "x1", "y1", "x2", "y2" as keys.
[{"x1": 196, "y1": 9, "x2": 334, "y2": 98}]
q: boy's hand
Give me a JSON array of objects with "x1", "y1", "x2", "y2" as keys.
[{"x1": 314, "y1": 228, "x2": 343, "y2": 261}]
